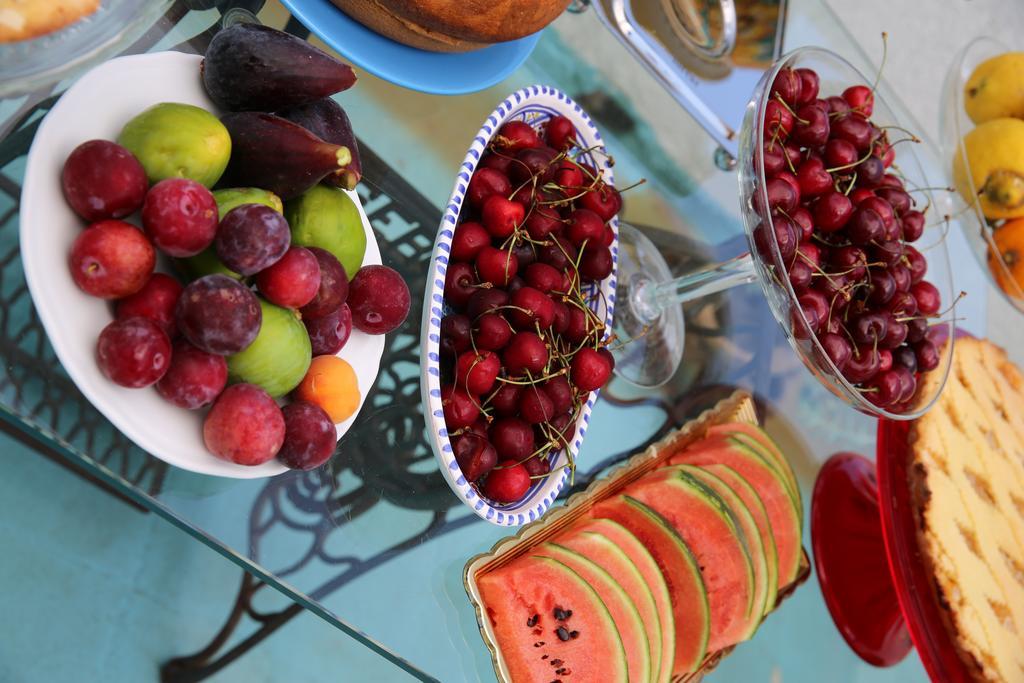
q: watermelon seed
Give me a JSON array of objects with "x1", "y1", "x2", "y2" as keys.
[
  {"x1": 556, "y1": 626, "x2": 570, "y2": 641},
  {"x1": 551, "y1": 659, "x2": 564, "y2": 667},
  {"x1": 569, "y1": 630, "x2": 579, "y2": 639},
  {"x1": 541, "y1": 655, "x2": 549, "y2": 660},
  {"x1": 553, "y1": 607, "x2": 573, "y2": 620},
  {"x1": 527, "y1": 614, "x2": 539, "y2": 627},
  {"x1": 533, "y1": 641, "x2": 545, "y2": 648}
]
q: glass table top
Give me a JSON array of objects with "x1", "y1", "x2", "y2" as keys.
[{"x1": 0, "y1": 1, "x2": 1004, "y2": 680}]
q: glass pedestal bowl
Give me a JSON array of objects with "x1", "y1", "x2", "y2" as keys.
[
  {"x1": 939, "y1": 36, "x2": 1024, "y2": 313},
  {"x1": 613, "y1": 46, "x2": 956, "y2": 421}
]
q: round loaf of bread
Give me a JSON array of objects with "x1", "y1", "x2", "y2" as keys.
[{"x1": 332, "y1": 0, "x2": 572, "y2": 53}]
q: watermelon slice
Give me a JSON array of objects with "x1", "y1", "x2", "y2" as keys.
[
  {"x1": 476, "y1": 555, "x2": 629, "y2": 683},
  {"x1": 558, "y1": 524, "x2": 670, "y2": 683},
  {"x1": 701, "y1": 463, "x2": 779, "y2": 613},
  {"x1": 592, "y1": 495, "x2": 710, "y2": 676},
  {"x1": 536, "y1": 544, "x2": 652, "y2": 683},
  {"x1": 707, "y1": 423, "x2": 803, "y2": 521},
  {"x1": 673, "y1": 464, "x2": 769, "y2": 631},
  {"x1": 624, "y1": 468, "x2": 756, "y2": 653},
  {"x1": 565, "y1": 519, "x2": 676, "y2": 683},
  {"x1": 669, "y1": 441, "x2": 802, "y2": 588}
]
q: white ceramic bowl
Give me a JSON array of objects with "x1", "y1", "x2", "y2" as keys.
[
  {"x1": 20, "y1": 51, "x2": 384, "y2": 479},
  {"x1": 421, "y1": 85, "x2": 618, "y2": 526}
]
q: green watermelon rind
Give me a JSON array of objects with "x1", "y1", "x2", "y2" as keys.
[
  {"x1": 599, "y1": 495, "x2": 711, "y2": 676},
  {"x1": 629, "y1": 469, "x2": 757, "y2": 652},
  {"x1": 574, "y1": 520, "x2": 677, "y2": 683},
  {"x1": 670, "y1": 440, "x2": 803, "y2": 588},
  {"x1": 709, "y1": 424, "x2": 803, "y2": 522},
  {"x1": 559, "y1": 528, "x2": 668, "y2": 683},
  {"x1": 701, "y1": 463, "x2": 780, "y2": 616},
  {"x1": 677, "y1": 464, "x2": 770, "y2": 634},
  {"x1": 537, "y1": 544, "x2": 653, "y2": 683}
]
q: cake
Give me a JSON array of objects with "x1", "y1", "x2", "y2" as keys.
[
  {"x1": 909, "y1": 337, "x2": 1024, "y2": 681},
  {"x1": 0, "y1": 0, "x2": 99, "y2": 43},
  {"x1": 332, "y1": 0, "x2": 572, "y2": 52}
]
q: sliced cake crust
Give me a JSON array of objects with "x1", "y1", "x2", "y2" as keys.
[{"x1": 909, "y1": 338, "x2": 1024, "y2": 682}]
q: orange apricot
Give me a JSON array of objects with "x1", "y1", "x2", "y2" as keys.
[{"x1": 294, "y1": 355, "x2": 360, "y2": 423}]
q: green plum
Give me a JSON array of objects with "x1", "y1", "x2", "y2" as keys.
[
  {"x1": 286, "y1": 185, "x2": 366, "y2": 277},
  {"x1": 227, "y1": 299, "x2": 311, "y2": 398},
  {"x1": 212, "y1": 188, "x2": 283, "y2": 219},
  {"x1": 118, "y1": 103, "x2": 231, "y2": 188},
  {"x1": 175, "y1": 247, "x2": 241, "y2": 281}
]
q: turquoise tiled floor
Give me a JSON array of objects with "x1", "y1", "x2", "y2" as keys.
[{"x1": 0, "y1": 433, "x2": 414, "y2": 683}]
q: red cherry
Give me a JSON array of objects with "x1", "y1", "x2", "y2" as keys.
[
  {"x1": 509, "y1": 286, "x2": 556, "y2": 329},
  {"x1": 764, "y1": 99, "x2": 794, "y2": 138},
  {"x1": 493, "y1": 120, "x2": 540, "y2": 154},
  {"x1": 580, "y1": 246, "x2": 613, "y2": 281},
  {"x1": 451, "y1": 221, "x2": 491, "y2": 261},
  {"x1": 812, "y1": 192, "x2": 854, "y2": 232},
  {"x1": 795, "y1": 68, "x2": 820, "y2": 103},
  {"x1": 824, "y1": 138, "x2": 858, "y2": 169},
  {"x1": 441, "y1": 384, "x2": 479, "y2": 429},
  {"x1": 524, "y1": 205, "x2": 562, "y2": 240},
  {"x1": 444, "y1": 261, "x2": 478, "y2": 308},
  {"x1": 456, "y1": 350, "x2": 501, "y2": 395},
  {"x1": 571, "y1": 347, "x2": 612, "y2": 392},
  {"x1": 473, "y1": 313, "x2": 512, "y2": 351},
  {"x1": 476, "y1": 246, "x2": 518, "y2": 286},
  {"x1": 905, "y1": 245, "x2": 927, "y2": 284},
  {"x1": 482, "y1": 195, "x2": 525, "y2": 239},
  {"x1": 490, "y1": 418, "x2": 535, "y2": 460},
  {"x1": 797, "y1": 242, "x2": 821, "y2": 268},
  {"x1": 911, "y1": 281, "x2": 941, "y2": 315},
  {"x1": 765, "y1": 176, "x2": 799, "y2": 214},
  {"x1": 770, "y1": 68, "x2": 803, "y2": 106},
  {"x1": 489, "y1": 382, "x2": 522, "y2": 417},
  {"x1": 843, "y1": 85, "x2": 874, "y2": 117},
  {"x1": 543, "y1": 376, "x2": 574, "y2": 414},
  {"x1": 554, "y1": 159, "x2": 585, "y2": 194},
  {"x1": 503, "y1": 331, "x2": 548, "y2": 376},
  {"x1": 796, "y1": 157, "x2": 833, "y2": 198},
  {"x1": 520, "y1": 387, "x2": 555, "y2": 424},
  {"x1": 849, "y1": 188, "x2": 875, "y2": 205},
  {"x1": 792, "y1": 103, "x2": 830, "y2": 148},
  {"x1": 452, "y1": 433, "x2": 497, "y2": 483},
  {"x1": 844, "y1": 345, "x2": 880, "y2": 383},
  {"x1": 483, "y1": 460, "x2": 532, "y2": 503},
  {"x1": 480, "y1": 153, "x2": 514, "y2": 175},
  {"x1": 820, "y1": 332, "x2": 852, "y2": 371},
  {"x1": 578, "y1": 183, "x2": 621, "y2": 222},
  {"x1": 546, "y1": 115, "x2": 578, "y2": 150},
  {"x1": 901, "y1": 210, "x2": 925, "y2": 242},
  {"x1": 791, "y1": 206, "x2": 813, "y2": 241},
  {"x1": 914, "y1": 340, "x2": 940, "y2": 372},
  {"x1": 467, "y1": 167, "x2": 511, "y2": 209},
  {"x1": 567, "y1": 209, "x2": 606, "y2": 247}
]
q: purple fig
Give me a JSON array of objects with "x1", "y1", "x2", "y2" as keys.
[
  {"x1": 202, "y1": 24, "x2": 356, "y2": 112},
  {"x1": 279, "y1": 98, "x2": 362, "y2": 190},
  {"x1": 220, "y1": 112, "x2": 352, "y2": 200}
]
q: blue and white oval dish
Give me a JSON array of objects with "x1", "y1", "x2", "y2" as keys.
[{"x1": 421, "y1": 85, "x2": 619, "y2": 527}]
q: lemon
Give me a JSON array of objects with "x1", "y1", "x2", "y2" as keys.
[
  {"x1": 953, "y1": 117, "x2": 1024, "y2": 220},
  {"x1": 965, "y1": 52, "x2": 1024, "y2": 125}
]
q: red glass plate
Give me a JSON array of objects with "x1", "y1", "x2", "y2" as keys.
[
  {"x1": 812, "y1": 453, "x2": 912, "y2": 666},
  {"x1": 876, "y1": 419, "x2": 974, "y2": 682}
]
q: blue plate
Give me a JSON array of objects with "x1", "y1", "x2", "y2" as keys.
[{"x1": 279, "y1": 0, "x2": 542, "y2": 95}]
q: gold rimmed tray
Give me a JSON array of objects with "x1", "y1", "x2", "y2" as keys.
[{"x1": 464, "y1": 389, "x2": 811, "y2": 682}]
